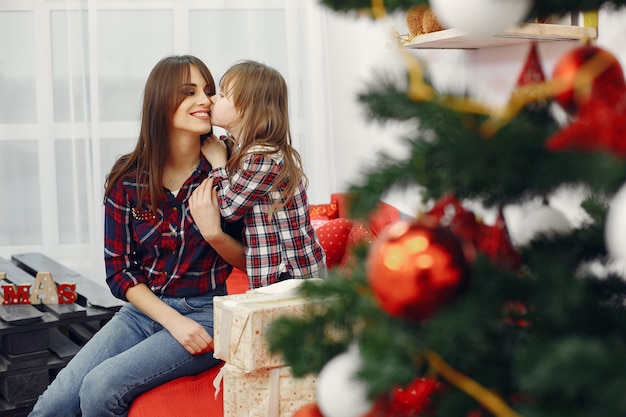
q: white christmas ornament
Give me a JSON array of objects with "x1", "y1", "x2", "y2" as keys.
[
  {"x1": 316, "y1": 344, "x2": 372, "y2": 417},
  {"x1": 606, "y1": 182, "x2": 626, "y2": 261},
  {"x1": 509, "y1": 204, "x2": 572, "y2": 247},
  {"x1": 429, "y1": 0, "x2": 532, "y2": 38}
]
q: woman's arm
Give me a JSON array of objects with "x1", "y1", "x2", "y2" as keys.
[
  {"x1": 104, "y1": 181, "x2": 151, "y2": 300},
  {"x1": 189, "y1": 176, "x2": 246, "y2": 271},
  {"x1": 125, "y1": 284, "x2": 213, "y2": 355},
  {"x1": 105, "y1": 181, "x2": 213, "y2": 355}
]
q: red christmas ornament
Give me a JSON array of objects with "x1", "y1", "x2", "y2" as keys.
[
  {"x1": 427, "y1": 196, "x2": 520, "y2": 268},
  {"x1": 390, "y1": 377, "x2": 443, "y2": 416},
  {"x1": 427, "y1": 195, "x2": 480, "y2": 248},
  {"x1": 293, "y1": 403, "x2": 325, "y2": 417},
  {"x1": 551, "y1": 45, "x2": 625, "y2": 115},
  {"x1": 547, "y1": 45, "x2": 626, "y2": 157},
  {"x1": 361, "y1": 377, "x2": 444, "y2": 417},
  {"x1": 367, "y1": 219, "x2": 470, "y2": 321},
  {"x1": 502, "y1": 301, "x2": 531, "y2": 328},
  {"x1": 476, "y1": 209, "x2": 521, "y2": 268}
]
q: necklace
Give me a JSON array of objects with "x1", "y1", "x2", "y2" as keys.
[{"x1": 165, "y1": 159, "x2": 200, "y2": 190}]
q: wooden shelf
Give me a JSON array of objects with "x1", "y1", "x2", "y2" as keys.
[{"x1": 404, "y1": 23, "x2": 597, "y2": 49}]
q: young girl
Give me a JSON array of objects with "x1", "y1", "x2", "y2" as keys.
[
  {"x1": 28, "y1": 55, "x2": 245, "y2": 417},
  {"x1": 201, "y1": 60, "x2": 326, "y2": 288}
]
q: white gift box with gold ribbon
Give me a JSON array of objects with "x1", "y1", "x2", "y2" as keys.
[
  {"x1": 213, "y1": 278, "x2": 323, "y2": 372},
  {"x1": 215, "y1": 363, "x2": 317, "y2": 417}
]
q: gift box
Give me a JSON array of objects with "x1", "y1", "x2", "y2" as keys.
[
  {"x1": 220, "y1": 363, "x2": 316, "y2": 417},
  {"x1": 213, "y1": 279, "x2": 323, "y2": 372}
]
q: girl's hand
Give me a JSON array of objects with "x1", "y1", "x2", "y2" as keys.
[
  {"x1": 164, "y1": 314, "x2": 214, "y2": 355},
  {"x1": 201, "y1": 135, "x2": 228, "y2": 168}
]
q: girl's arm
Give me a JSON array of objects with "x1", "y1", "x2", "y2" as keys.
[
  {"x1": 201, "y1": 135, "x2": 228, "y2": 168},
  {"x1": 213, "y1": 152, "x2": 280, "y2": 221},
  {"x1": 189, "y1": 176, "x2": 246, "y2": 271}
]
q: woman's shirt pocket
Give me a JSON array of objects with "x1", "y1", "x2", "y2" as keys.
[{"x1": 131, "y1": 207, "x2": 164, "y2": 246}]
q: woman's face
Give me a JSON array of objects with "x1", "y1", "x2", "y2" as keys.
[
  {"x1": 209, "y1": 81, "x2": 240, "y2": 137},
  {"x1": 170, "y1": 64, "x2": 213, "y2": 136}
]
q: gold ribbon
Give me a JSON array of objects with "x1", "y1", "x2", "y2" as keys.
[{"x1": 424, "y1": 350, "x2": 524, "y2": 417}]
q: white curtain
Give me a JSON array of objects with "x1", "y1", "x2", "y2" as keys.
[{"x1": 0, "y1": 0, "x2": 334, "y2": 281}]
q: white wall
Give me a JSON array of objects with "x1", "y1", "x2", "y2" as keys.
[
  {"x1": 320, "y1": 6, "x2": 626, "y2": 221},
  {"x1": 321, "y1": 10, "x2": 470, "y2": 215}
]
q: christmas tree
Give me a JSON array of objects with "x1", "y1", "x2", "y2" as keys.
[{"x1": 267, "y1": 1, "x2": 626, "y2": 416}]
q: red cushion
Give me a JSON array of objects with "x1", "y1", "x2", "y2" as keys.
[
  {"x1": 128, "y1": 363, "x2": 223, "y2": 417},
  {"x1": 330, "y1": 193, "x2": 401, "y2": 236},
  {"x1": 341, "y1": 222, "x2": 374, "y2": 267},
  {"x1": 226, "y1": 267, "x2": 249, "y2": 294},
  {"x1": 313, "y1": 218, "x2": 353, "y2": 269},
  {"x1": 368, "y1": 201, "x2": 401, "y2": 236}
]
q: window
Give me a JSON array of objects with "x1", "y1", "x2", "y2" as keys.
[{"x1": 0, "y1": 0, "x2": 332, "y2": 280}]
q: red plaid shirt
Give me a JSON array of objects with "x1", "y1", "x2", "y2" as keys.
[
  {"x1": 104, "y1": 158, "x2": 242, "y2": 301},
  {"x1": 211, "y1": 147, "x2": 326, "y2": 288}
]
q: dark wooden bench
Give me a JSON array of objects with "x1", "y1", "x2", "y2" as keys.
[{"x1": 0, "y1": 253, "x2": 123, "y2": 416}]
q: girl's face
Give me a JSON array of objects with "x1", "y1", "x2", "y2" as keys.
[
  {"x1": 170, "y1": 64, "x2": 213, "y2": 136},
  {"x1": 210, "y1": 82, "x2": 241, "y2": 138}
]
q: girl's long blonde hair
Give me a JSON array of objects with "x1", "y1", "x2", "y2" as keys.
[
  {"x1": 222, "y1": 60, "x2": 306, "y2": 216},
  {"x1": 104, "y1": 55, "x2": 215, "y2": 211}
]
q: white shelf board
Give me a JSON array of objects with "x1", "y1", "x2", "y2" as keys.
[{"x1": 404, "y1": 23, "x2": 598, "y2": 49}]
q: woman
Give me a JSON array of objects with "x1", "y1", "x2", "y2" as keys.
[{"x1": 28, "y1": 55, "x2": 245, "y2": 417}]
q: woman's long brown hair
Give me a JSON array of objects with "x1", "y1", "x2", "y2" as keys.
[
  {"x1": 221, "y1": 60, "x2": 306, "y2": 217},
  {"x1": 103, "y1": 55, "x2": 215, "y2": 211}
]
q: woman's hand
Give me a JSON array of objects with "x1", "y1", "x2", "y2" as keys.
[
  {"x1": 189, "y1": 177, "x2": 246, "y2": 271},
  {"x1": 189, "y1": 177, "x2": 222, "y2": 242},
  {"x1": 201, "y1": 135, "x2": 228, "y2": 168},
  {"x1": 125, "y1": 284, "x2": 213, "y2": 355},
  {"x1": 164, "y1": 314, "x2": 214, "y2": 355}
]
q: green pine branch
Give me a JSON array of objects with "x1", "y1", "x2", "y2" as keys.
[
  {"x1": 350, "y1": 75, "x2": 626, "y2": 210},
  {"x1": 266, "y1": 2, "x2": 626, "y2": 415}
]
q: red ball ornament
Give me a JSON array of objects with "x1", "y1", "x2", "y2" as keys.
[
  {"x1": 367, "y1": 219, "x2": 470, "y2": 321},
  {"x1": 390, "y1": 377, "x2": 443, "y2": 416},
  {"x1": 293, "y1": 403, "x2": 325, "y2": 417},
  {"x1": 552, "y1": 45, "x2": 626, "y2": 115}
]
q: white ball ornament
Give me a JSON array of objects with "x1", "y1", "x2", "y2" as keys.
[
  {"x1": 606, "y1": 182, "x2": 626, "y2": 261},
  {"x1": 429, "y1": 0, "x2": 532, "y2": 38},
  {"x1": 509, "y1": 204, "x2": 572, "y2": 247},
  {"x1": 316, "y1": 344, "x2": 372, "y2": 417}
]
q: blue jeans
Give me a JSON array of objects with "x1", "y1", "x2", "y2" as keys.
[{"x1": 28, "y1": 288, "x2": 225, "y2": 417}]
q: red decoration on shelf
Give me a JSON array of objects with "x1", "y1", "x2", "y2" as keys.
[
  {"x1": 1, "y1": 272, "x2": 77, "y2": 305},
  {"x1": 516, "y1": 42, "x2": 545, "y2": 87},
  {"x1": 367, "y1": 219, "x2": 469, "y2": 321},
  {"x1": 546, "y1": 45, "x2": 626, "y2": 157}
]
